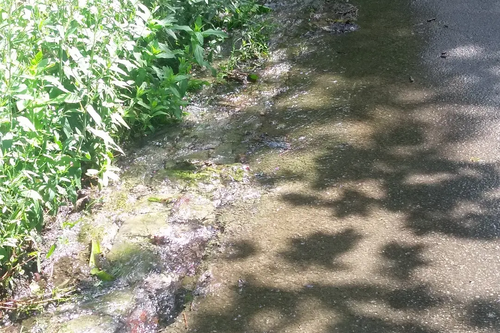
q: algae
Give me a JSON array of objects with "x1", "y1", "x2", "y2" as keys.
[
  {"x1": 77, "y1": 221, "x2": 104, "y2": 248},
  {"x1": 154, "y1": 162, "x2": 248, "y2": 186}
]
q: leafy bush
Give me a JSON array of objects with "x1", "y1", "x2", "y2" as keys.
[
  {"x1": 0, "y1": 0, "x2": 269, "y2": 291},
  {"x1": 0, "y1": 0, "x2": 222, "y2": 286}
]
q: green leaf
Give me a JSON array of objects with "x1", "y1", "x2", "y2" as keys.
[
  {"x1": 169, "y1": 86, "x2": 180, "y2": 98},
  {"x1": 257, "y1": 5, "x2": 273, "y2": 13},
  {"x1": 16, "y1": 100, "x2": 27, "y2": 112},
  {"x1": 201, "y1": 29, "x2": 227, "y2": 38},
  {"x1": 111, "y1": 80, "x2": 130, "y2": 88},
  {"x1": 46, "y1": 244, "x2": 56, "y2": 259},
  {"x1": 110, "y1": 113, "x2": 130, "y2": 129},
  {"x1": 115, "y1": 59, "x2": 137, "y2": 71},
  {"x1": 86, "y1": 169, "x2": 99, "y2": 176},
  {"x1": 87, "y1": 126, "x2": 124, "y2": 154},
  {"x1": 152, "y1": 65, "x2": 163, "y2": 78},
  {"x1": 67, "y1": 46, "x2": 84, "y2": 62},
  {"x1": 21, "y1": 190, "x2": 43, "y2": 201},
  {"x1": 156, "y1": 52, "x2": 176, "y2": 59},
  {"x1": 104, "y1": 170, "x2": 119, "y2": 182},
  {"x1": 90, "y1": 268, "x2": 114, "y2": 281},
  {"x1": 137, "y1": 100, "x2": 151, "y2": 110},
  {"x1": 86, "y1": 105, "x2": 102, "y2": 126},
  {"x1": 194, "y1": 32, "x2": 204, "y2": 45},
  {"x1": 171, "y1": 25, "x2": 192, "y2": 32},
  {"x1": 136, "y1": 3, "x2": 152, "y2": 22},
  {"x1": 16, "y1": 116, "x2": 36, "y2": 132},
  {"x1": 22, "y1": 170, "x2": 38, "y2": 180},
  {"x1": 48, "y1": 92, "x2": 81, "y2": 105},
  {"x1": 151, "y1": 110, "x2": 168, "y2": 117},
  {"x1": 14, "y1": 94, "x2": 35, "y2": 101},
  {"x1": 42, "y1": 76, "x2": 69, "y2": 93},
  {"x1": 193, "y1": 44, "x2": 204, "y2": 66},
  {"x1": 248, "y1": 73, "x2": 259, "y2": 82},
  {"x1": 164, "y1": 28, "x2": 178, "y2": 40},
  {"x1": 110, "y1": 64, "x2": 127, "y2": 76},
  {"x1": 31, "y1": 50, "x2": 43, "y2": 65},
  {"x1": 194, "y1": 16, "x2": 203, "y2": 32},
  {"x1": 174, "y1": 74, "x2": 190, "y2": 82},
  {"x1": 63, "y1": 93, "x2": 82, "y2": 104},
  {"x1": 89, "y1": 239, "x2": 101, "y2": 268},
  {"x1": 62, "y1": 118, "x2": 73, "y2": 138}
]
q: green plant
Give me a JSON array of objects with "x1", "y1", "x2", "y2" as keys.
[
  {"x1": 214, "y1": 2, "x2": 272, "y2": 79},
  {"x1": 0, "y1": 0, "x2": 228, "y2": 290},
  {"x1": 0, "y1": 0, "x2": 271, "y2": 299}
]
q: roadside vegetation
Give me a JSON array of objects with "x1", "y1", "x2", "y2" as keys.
[{"x1": 0, "y1": 0, "x2": 270, "y2": 300}]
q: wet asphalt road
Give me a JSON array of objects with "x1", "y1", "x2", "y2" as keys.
[
  {"x1": 415, "y1": 0, "x2": 500, "y2": 162},
  {"x1": 165, "y1": 1, "x2": 500, "y2": 332}
]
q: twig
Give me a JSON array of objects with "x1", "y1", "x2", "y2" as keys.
[
  {"x1": 183, "y1": 312, "x2": 188, "y2": 330},
  {"x1": 0, "y1": 255, "x2": 37, "y2": 281},
  {"x1": 0, "y1": 287, "x2": 75, "y2": 310}
]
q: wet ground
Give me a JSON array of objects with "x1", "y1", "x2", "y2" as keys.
[
  {"x1": 5, "y1": 0, "x2": 500, "y2": 331},
  {"x1": 162, "y1": 0, "x2": 500, "y2": 332}
]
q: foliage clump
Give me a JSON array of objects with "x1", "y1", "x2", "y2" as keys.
[{"x1": 0, "y1": 0, "x2": 270, "y2": 291}]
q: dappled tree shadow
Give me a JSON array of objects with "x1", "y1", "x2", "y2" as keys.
[
  {"x1": 304, "y1": 283, "x2": 442, "y2": 314},
  {"x1": 299, "y1": 138, "x2": 500, "y2": 239},
  {"x1": 279, "y1": 228, "x2": 362, "y2": 269},
  {"x1": 329, "y1": 314, "x2": 440, "y2": 333},
  {"x1": 306, "y1": 283, "x2": 443, "y2": 333},
  {"x1": 271, "y1": 0, "x2": 500, "y2": 241},
  {"x1": 330, "y1": 189, "x2": 380, "y2": 217},
  {"x1": 189, "y1": 278, "x2": 445, "y2": 332},
  {"x1": 467, "y1": 300, "x2": 500, "y2": 329},
  {"x1": 163, "y1": 0, "x2": 500, "y2": 331},
  {"x1": 224, "y1": 240, "x2": 258, "y2": 261},
  {"x1": 386, "y1": 285, "x2": 441, "y2": 311},
  {"x1": 281, "y1": 141, "x2": 500, "y2": 239},
  {"x1": 188, "y1": 280, "x2": 301, "y2": 332},
  {"x1": 380, "y1": 242, "x2": 429, "y2": 281}
]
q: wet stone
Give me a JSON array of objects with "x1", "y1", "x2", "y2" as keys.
[
  {"x1": 57, "y1": 314, "x2": 121, "y2": 333},
  {"x1": 106, "y1": 242, "x2": 158, "y2": 284},
  {"x1": 81, "y1": 289, "x2": 135, "y2": 317},
  {"x1": 168, "y1": 194, "x2": 215, "y2": 224}
]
